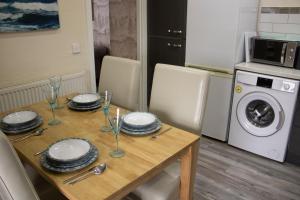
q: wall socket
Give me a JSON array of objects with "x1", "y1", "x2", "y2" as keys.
[{"x1": 72, "y1": 43, "x2": 81, "y2": 54}]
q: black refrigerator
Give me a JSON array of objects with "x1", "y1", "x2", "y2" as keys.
[{"x1": 147, "y1": 0, "x2": 187, "y2": 104}]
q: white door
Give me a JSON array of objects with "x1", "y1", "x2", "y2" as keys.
[{"x1": 236, "y1": 92, "x2": 285, "y2": 137}]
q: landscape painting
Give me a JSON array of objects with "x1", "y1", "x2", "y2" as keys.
[{"x1": 0, "y1": 0, "x2": 60, "y2": 32}]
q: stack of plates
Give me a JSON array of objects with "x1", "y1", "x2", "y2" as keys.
[
  {"x1": 41, "y1": 138, "x2": 98, "y2": 173},
  {"x1": 68, "y1": 93, "x2": 101, "y2": 111},
  {"x1": 121, "y1": 112, "x2": 161, "y2": 136},
  {"x1": 0, "y1": 111, "x2": 43, "y2": 134}
]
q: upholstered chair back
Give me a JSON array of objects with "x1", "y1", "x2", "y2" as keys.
[{"x1": 99, "y1": 56, "x2": 141, "y2": 111}]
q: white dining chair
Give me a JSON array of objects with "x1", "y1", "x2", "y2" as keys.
[
  {"x1": 0, "y1": 131, "x2": 66, "y2": 200},
  {"x1": 0, "y1": 131, "x2": 39, "y2": 200},
  {"x1": 133, "y1": 63, "x2": 209, "y2": 200},
  {"x1": 98, "y1": 56, "x2": 141, "y2": 111}
]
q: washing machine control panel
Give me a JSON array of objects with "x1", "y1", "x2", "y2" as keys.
[
  {"x1": 236, "y1": 71, "x2": 298, "y2": 93},
  {"x1": 281, "y1": 81, "x2": 296, "y2": 93}
]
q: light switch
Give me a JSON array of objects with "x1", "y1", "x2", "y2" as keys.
[{"x1": 72, "y1": 43, "x2": 80, "y2": 54}]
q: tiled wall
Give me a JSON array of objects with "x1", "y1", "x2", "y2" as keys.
[{"x1": 257, "y1": 7, "x2": 300, "y2": 41}]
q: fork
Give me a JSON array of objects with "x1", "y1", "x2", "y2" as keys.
[
  {"x1": 151, "y1": 127, "x2": 172, "y2": 139},
  {"x1": 12, "y1": 128, "x2": 47, "y2": 142}
]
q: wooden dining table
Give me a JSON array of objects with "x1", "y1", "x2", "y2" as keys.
[{"x1": 5, "y1": 96, "x2": 200, "y2": 200}]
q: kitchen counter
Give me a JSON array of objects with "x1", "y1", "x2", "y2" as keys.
[{"x1": 235, "y1": 62, "x2": 300, "y2": 80}]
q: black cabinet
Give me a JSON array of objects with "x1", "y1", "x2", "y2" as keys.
[
  {"x1": 148, "y1": 0, "x2": 187, "y2": 37},
  {"x1": 147, "y1": 0, "x2": 187, "y2": 104}
]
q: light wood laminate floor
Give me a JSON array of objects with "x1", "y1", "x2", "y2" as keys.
[{"x1": 195, "y1": 136, "x2": 300, "y2": 200}]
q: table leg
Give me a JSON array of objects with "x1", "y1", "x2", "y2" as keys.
[{"x1": 180, "y1": 140, "x2": 199, "y2": 200}]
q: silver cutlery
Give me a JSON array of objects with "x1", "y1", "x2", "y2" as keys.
[
  {"x1": 151, "y1": 127, "x2": 172, "y2": 139},
  {"x1": 12, "y1": 128, "x2": 47, "y2": 142},
  {"x1": 63, "y1": 163, "x2": 107, "y2": 185},
  {"x1": 9, "y1": 128, "x2": 39, "y2": 141},
  {"x1": 90, "y1": 108, "x2": 101, "y2": 113},
  {"x1": 65, "y1": 97, "x2": 72, "y2": 102},
  {"x1": 34, "y1": 148, "x2": 47, "y2": 156}
]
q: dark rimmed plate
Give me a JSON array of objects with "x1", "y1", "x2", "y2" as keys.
[
  {"x1": 1, "y1": 110, "x2": 39, "y2": 128},
  {"x1": 40, "y1": 145, "x2": 99, "y2": 173},
  {"x1": 0, "y1": 116, "x2": 43, "y2": 135},
  {"x1": 121, "y1": 120, "x2": 162, "y2": 136},
  {"x1": 72, "y1": 93, "x2": 101, "y2": 106},
  {"x1": 67, "y1": 101, "x2": 101, "y2": 111}
]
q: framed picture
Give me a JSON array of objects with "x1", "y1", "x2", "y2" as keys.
[{"x1": 0, "y1": 0, "x2": 60, "y2": 32}]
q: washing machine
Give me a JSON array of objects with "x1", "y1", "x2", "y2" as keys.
[{"x1": 228, "y1": 70, "x2": 299, "y2": 162}]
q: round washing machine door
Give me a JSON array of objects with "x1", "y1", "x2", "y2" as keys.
[{"x1": 236, "y1": 92, "x2": 285, "y2": 137}]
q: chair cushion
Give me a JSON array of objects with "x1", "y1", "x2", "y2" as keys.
[
  {"x1": 164, "y1": 161, "x2": 180, "y2": 179},
  {"x1": 23, "y1": 163, "x2": 67, "y2": 200},
  {"x1": 134, "y1": 171, "x2": 179, "y2": 200}
]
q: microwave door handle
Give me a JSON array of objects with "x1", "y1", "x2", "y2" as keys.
[{"x1": 281, "y1": 43, "x2": 287, "y2": 64}]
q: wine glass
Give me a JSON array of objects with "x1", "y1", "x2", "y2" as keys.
[
  {"x1": 49, "y1": 76, "x2": 63, "y2": 109},
  {"x1": 100, "y1": 90, "x2": 112, "y2": 132},
  {"x1": 42, "y1": 84, "x2": 61, "y2": 126},
  {"x1": 108, "y1": 110, "x2": 125, "y2": 158}
]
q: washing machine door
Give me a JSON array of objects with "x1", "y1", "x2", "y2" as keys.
[{"x1": 237, "y1": 92, "x2": 285, "y2": 137}]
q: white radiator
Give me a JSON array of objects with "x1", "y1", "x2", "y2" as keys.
[{"x1": 0, "y1": 71, "x2": 88, "y2": 112}]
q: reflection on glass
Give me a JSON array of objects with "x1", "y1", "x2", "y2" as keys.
[
  {"x1": 108, "y1": 108, "x2": 125, "y2": 158},
  {"x1": 49, "y1": 76, "x2": 63, "y2": 109},
  {"x1": 43, "y1": 84, "x2": 61, "y2": 126},
  {"x1": 100, "y1": 90, "x2": 112, "y2": 132}
]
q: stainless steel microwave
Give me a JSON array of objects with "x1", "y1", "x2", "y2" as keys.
[{"x1": 250, "y1": 37, "x2": 300, "y2": 69}]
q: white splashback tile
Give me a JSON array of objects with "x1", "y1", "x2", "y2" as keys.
[
  {"x1": 257, "y1": 5, "x2": 300, "y2": 40},
  {"x1": 258, "y1": 22, "x2": 273, "y2": 32},
  {"x1": 260, "y1": 13, "x2": 289, "y2": 23},
  {"x1": 273, "y1": 23, "x2": 300, "y2": 34},
  {"x1": 288, "y1": 14, "x2": 300, "y2": 24}
]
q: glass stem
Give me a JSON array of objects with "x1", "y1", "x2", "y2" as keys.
[
  {"x1": 105, "y1": 114, "x2": 108, "y2": 127},
  {"x1": 51, "y1": 106, "x2": 56, "y2": 120},
  {"x1": 116, "y1": 134, "x2": 119, "y2": 151}
]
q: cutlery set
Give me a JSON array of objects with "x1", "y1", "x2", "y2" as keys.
[
  {"x1": 11, "y1": 127, "x2": 47, "y2": 142},
  {"x1": 34, "y1": 149, "x2": 47, "y2": 156},
  {"x1": 151, "y1": 127, "x2": 172, "y2": 139},
  {"x1": 63, "y1": 163, "x2": 107, "y2": 185}
]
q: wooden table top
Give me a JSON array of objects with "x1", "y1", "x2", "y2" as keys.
[{"x1": 4, "y1": 97, "x2": 200, "y2": 200}]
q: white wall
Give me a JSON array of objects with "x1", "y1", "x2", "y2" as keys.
[{"x1": 0, "y1": 0, "x2": 93, "y2": 89}]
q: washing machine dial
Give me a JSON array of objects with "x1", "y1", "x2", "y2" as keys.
[
  {"x1": 282, "y1": 81, "x2": 295, "y2": 92},
  {"x1": 284, "y1": 84, "x2": 290, "y2": 90}
]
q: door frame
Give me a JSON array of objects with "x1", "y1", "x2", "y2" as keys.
[
  {"x1": 86, "y1": 0, "x2": 148, "y2": 107},
  {"x1": 137, "y1": 0, "x2": 148, "y2": 111},
  {"x1": 85, "y1": 0, "x2": 96, "y2": 92}
]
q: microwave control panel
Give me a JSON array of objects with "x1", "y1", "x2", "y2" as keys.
[{"x1": 284, "y1": 42, "x2": 298, "y2": 68}]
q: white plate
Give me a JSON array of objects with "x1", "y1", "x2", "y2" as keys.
[
  {"x1": 123, "y1": 112, "x2": 156, "y2": 127},
  {"x1": 2, "y1": 111, "x2": 37, "y2": 125},
  {"x1": 72, "y1": 93, "x2": 100, "y2": 104},
  {"x1": 48, "y1": 138, "x2": 91, "y2": 161},
  {"x1": 1, "y1": 116, "x2": 43, "y2": 135}
]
